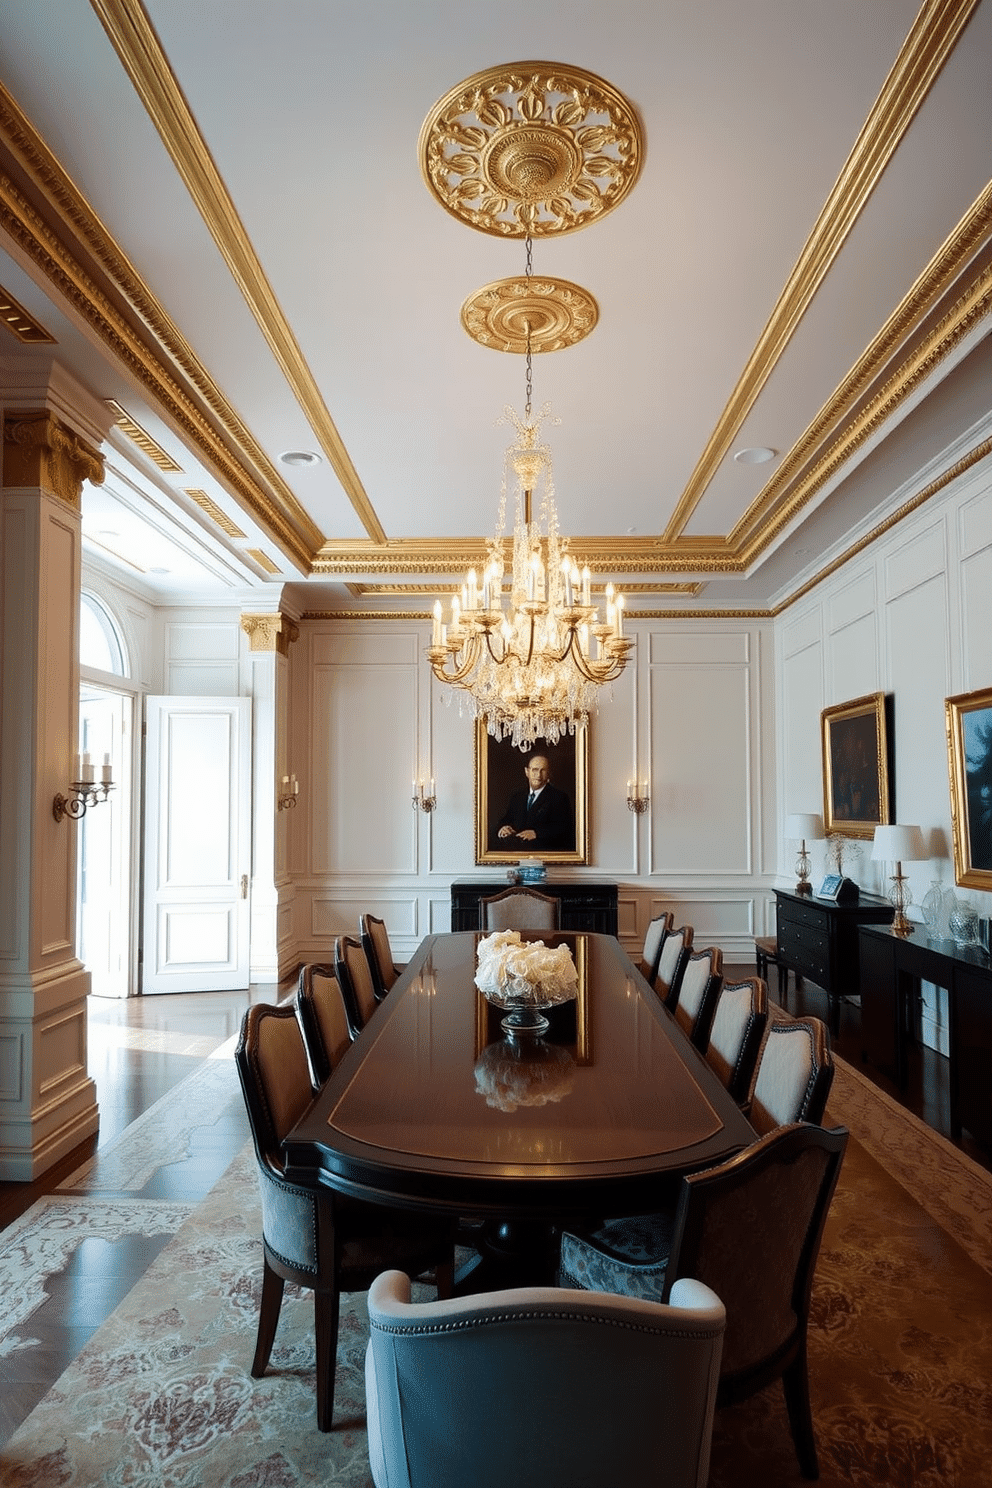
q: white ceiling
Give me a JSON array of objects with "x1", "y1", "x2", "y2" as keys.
[{"x1": 1, "y1": 0, "x2": 990, "y2": 612}]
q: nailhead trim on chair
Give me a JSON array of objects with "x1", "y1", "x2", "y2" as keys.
[{"x1": 371, "y1": 1310, "x2": 724, "y2": 1339}]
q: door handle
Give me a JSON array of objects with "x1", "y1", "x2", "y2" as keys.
[{"x1": 241, "y1": 874, "x2": 248, "y2": 899}]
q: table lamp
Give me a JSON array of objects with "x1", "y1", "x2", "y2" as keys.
[
  {"x1": 871, "y1": 824, "x2": 925, "y2": 935},
  {"x1": 785, "y1": 813, "x2": 823, "y2": 896}
]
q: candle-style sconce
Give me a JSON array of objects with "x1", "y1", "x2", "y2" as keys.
[
  {"x1": 277, "y1": 774, "x2": 300, "y2": 810},
  {"x1": 53, "y1": 752, "x2": 114, "y2": 822},
  {"x1": 626, "y1": 779, "x2": 649, "y2": 814},
  {"x1": 413, "y1": 778, "x2": 437, "y2": 812}
]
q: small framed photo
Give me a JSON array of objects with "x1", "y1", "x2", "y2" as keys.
[
  {"x1": 945, "y1": 686, "x2": 992, "y2": 890},
  {"x1": 821, "y1": 692, "x2": 893, "y2": 839},
  {"x1": 474, "y1": 722, "x2": 588, "y2": 865}
]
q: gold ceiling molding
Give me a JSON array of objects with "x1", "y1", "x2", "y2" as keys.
[
  {"x1": 0, "y1": 283, "x2": 54, "y2": 343},
  {"x1": 89, "y1": 0, "x2": 384, "y2": 545},
  {"x1": 183, "y1": 488, "x2": 246, "y2": 539},
  {"x1": 107, "y1": 400, "x2": 183, "y2": 472},
  {"x1": 349, "y1": 579, "x2": 702, "y2": 598},
  {"x1": 0, "y1": 84, "x2": 320, "y2": 569},
  {"x1": 461, "y1": 277, "x2": 598, "y2": 352},
  {"x1": 662, "y1": 0, "x2": 982, "y2": 544},
  {"x1": 730, "y1": 185, "x2": 992, "y2": 553},
  {"x1": 246, "y1": 548, "x2": 282, "y2": 575},
  {"x1": 420, "y1": 61, "x2": 643, "y2": 238},
  {"x1": 310, "y1": 537, "x2": 745, "y2": 577}
]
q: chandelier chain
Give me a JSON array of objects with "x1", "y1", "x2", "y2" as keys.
[{"x1": 524, "y1": 234, "x2": 534, "y2": 419}]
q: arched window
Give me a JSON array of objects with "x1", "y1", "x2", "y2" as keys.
[{"x1": 80, "y1": 592, "x2": 127, "y2": 676}]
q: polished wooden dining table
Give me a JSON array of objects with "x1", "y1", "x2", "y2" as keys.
[{"x1": 282, "y1": 932, "x2": 755, "y2": 1284}]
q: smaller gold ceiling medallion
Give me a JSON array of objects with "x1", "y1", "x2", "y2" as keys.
[
  {"x1": 461, "y1": 277, "x2": 599, "y2": 352},
  {"x1": 420, "y1": 61, "x2": 642, "y2": 238}
]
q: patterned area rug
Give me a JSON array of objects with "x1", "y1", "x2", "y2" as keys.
[{"x1": 2, "y1": 1060, "x2": 991, "y2": 1487}]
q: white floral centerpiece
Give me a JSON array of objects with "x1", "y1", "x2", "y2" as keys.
[{"x1": 475, "y1": 930, "x2": 578, "y2": 1035}]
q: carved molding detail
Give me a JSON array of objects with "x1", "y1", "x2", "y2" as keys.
[
  {"x1": 240, "y1": 612, "x2": 300, "y2": 656},
  {"x1": 2, "y1": 412, "x2": 105, "y2": 506},
  {"x1": 461, "y1": 277, "x2": 598, "y2": 352}
]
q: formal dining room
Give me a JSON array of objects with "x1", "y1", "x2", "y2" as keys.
[{"x1": 1, "y1": 2, "x2": 991, "y2": 1485}]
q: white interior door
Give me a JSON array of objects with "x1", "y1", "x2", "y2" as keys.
[
  {"x1": 78, "y1": 689, "x2": 132, "y2": 997},
  {"x1": 142, "y1": 696, "x2": 251, "y2": 994}
]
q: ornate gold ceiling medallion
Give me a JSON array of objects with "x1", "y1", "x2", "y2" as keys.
[
  {"x1": 419, "y1": 62, "x2": 642, "y2": 237},
  {"x1": 461, "y1": 277, "x2": 598, "y2": 352}
]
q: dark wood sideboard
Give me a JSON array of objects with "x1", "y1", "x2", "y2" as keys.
[
  {"x1": 859, "y1": 923, "x2": 992, "y2": 1146},
  {"x1": 450, "y1": 879, "x2": 618, "y2": 935},
  {"x1": 774, "y1": 887, "x2": 894, "y2": 1031}
]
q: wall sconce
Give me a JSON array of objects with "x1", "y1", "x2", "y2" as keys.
[
  {"x1": 413, "y1": 778, "x2": 436, "y2": 812},
  {"x1": 277, "y1": 774, "x2": 300, "y2": 810},
  {"x1": 53, "y1": 752, "x2": 114, "y2": 822},
  {"x1": 626, "y1": 779, "x2": 649, "y2": 814},
  {"x1": 785, "y1": 813, "x2": 823, "y2": 896},
  {"x1": 871, "y1": 823, "x2": 925, "y2": 935}
]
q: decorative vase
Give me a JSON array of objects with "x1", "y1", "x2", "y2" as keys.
[
  {"x1": 921, "y1": 880, "x2": 944, "y2": 937},
  {"x1": 948, "y1": 895, "x2": 980, "y2": 948}
]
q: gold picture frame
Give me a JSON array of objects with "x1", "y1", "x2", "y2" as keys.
[
  {"x1": 821, "y1": 692, "x2": 893, "y2": 839},
  {"x1": 474, "y1": 722, "x2": 588, "y2": 865},
  {"x1": 945, "y1": 686, "x2": 992, "y2": 890}
]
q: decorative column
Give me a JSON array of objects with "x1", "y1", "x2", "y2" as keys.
[
  {"x1": 240, "y1": 609, "x2": 300, "y2": 981},
  {"x1": 1, "y1": 386, "x2": 107, "y2": 1179}
]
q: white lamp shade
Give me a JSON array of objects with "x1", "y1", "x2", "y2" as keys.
[
  {"x1": 785, "y1": 813, "x2": 823, "y2": 842},
  {"x1": 871, "y1": 824, "x2": 925, "y2": 862}
]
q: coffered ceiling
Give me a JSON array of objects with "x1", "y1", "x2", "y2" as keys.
[{"x1": 1, "y1": 0, "x2": 990, "y2": 613}]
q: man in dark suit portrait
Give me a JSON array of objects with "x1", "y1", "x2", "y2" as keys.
[{"x1": 495, "y1": 754, "x2": 574, "y2": 852}]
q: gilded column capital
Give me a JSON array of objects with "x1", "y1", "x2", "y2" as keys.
[
  {"x1": 2, "y1": 411, "x2": 105, "y2": 507},
  {"x1": 240, "y1": 611, "x2": 300, "y2": 656}
]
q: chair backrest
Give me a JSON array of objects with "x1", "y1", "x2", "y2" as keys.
[
  {"x1": 641, "y1": 911, "x2": 674, "y2": 982},
  {"x1": 360, "y1": 913, "x2": 399, "y2": 1002},
  {"x1": 366, "y1": 1269, "x2": 725, "y2": 1488},
  {"x1": 335, "y1": 935, "x2": 379, "y2": 1036},
  {"x1": 748, "y1": 1016, "x2": 834, "y2": 1135},
  {"x1": 657, "y1": 924, "x2": 693, "y2": 1006},
  {"x1": 705, "y1": 977, "x2": 769, "y2": 1104},
  {"x1": 672, "y1": 946, "x2": 724, "y2": 1050},
  {"x1": 296, "y1": 962, "x2": 353, "y2": 1087},
  {"x1": 480, "y1": 886, "x2": 560, "y2": 933},
  {"x1": 662, "y1": 1123, "x2": 848, "y2": 1389}
]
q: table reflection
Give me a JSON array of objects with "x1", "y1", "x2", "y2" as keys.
[{"x1": 474, "y1": 1038, "x2": 576, "y2": 1112}]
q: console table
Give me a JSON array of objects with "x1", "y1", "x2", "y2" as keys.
[
  {"x1": 774, "y1": 887, "x2": 894, "y2": 1032},
  {"x1": 858, "y1": 923, "x2": 992, "y2": 1146},
  {"x1": 450, "y1": 879, "x2": 618, "y2": 935}
]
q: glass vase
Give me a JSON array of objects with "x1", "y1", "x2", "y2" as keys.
[
  {"x1": 921, "y1": 880, "x2": 943, "y2": 938},
  {"x1": 948, "y1": 894, "x2": 981, "y2": 948}
]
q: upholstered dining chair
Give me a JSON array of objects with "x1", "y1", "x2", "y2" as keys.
[
  {"x1": 704, "y1": 977, "x2": 769, "y2": 1105},
  {"x1": 360, "y1": 912, "x2": 401, "y2": 1003},
  {"x1": 747, "y1": 1015, "x2": 834, "y2": 1135},
  {"x1": 334, "y1": 934, "x2": 379, "y2": 1039},
  {"x1": 656, "y1": 923, "x2": 694, "y2": 1006},
  {"x1": 640, "y1": 910, "x2": 674, "y2": 983},
  {"x1": 365, "y1": 1267, "x2": 726, "y2": 1488},
  {"x1": 671, "y1": 945, "x2": 724, "y2": 1051},
  {"x1": 234, "y1": 1003, "x2": 455, "y2": 1431},
  {"x1": 480, "y1": 886, "x2": 560, "y2": 933},
  {"x1": 295, "y1": 962, "x2": 352, "y2": 1089},
  {"x1": 559, "y1": 1122, "x2": 849, "y2": 1480}
]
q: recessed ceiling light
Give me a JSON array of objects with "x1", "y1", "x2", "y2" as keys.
[
  {"x1": 279, "y1": 449, "x2": 322, "y2": 467},
  {"x1": 733, "y1": 446, "x2": 776, "y2": 465}
]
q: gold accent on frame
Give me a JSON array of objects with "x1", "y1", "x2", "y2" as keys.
[
  {"x1": 461, "y1": 277, "x2": 598, "y2": 352},
  {"x1": 420, "y1": 61, "x2": 643, "y2": 237},
  {"x1": 662, "y1": 0, "x2": 982, "y2": 543},
  {"x1": 2, "y1": 412, "x2": 105, "y2": 506},
  {"x1": 0, "y1": 283, "x2": 55, "y2": 343},
  {"x1": 821, "y1": 693, "x2": 893, "y2": 840},
  {"x1": 89, "y1": 0, "x2": 384, "y2": 545},
  {"x1": 945, "y1": 686, "x2": 992, "y2": 891},
  {"x1": 240, "y1": 612, "x2": 300, "y2": 655},
  {"x1": 246, "y1": 549, "x2": 282, "y2": 575},
  {"x1": 184, "y1": 489, "x2": 247, "y2": 539},
  {"x1": 107, "y1": 400, "x2": 183, "y2": 472}
]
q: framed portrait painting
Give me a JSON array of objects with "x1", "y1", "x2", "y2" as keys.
[
  {"x1": 821, "y1": 692, "x2": 893, "y2": 839},
  {"x1": 475, "y1": 722, "x2": 588, "y2": 865},
  {"x1": 945, "y1": 686, "x2": 992, "y2": 890}
]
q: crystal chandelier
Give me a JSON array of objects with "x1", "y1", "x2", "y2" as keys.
[{"x1": 428, "y1": 303, "x2": 633, "y2": 750}]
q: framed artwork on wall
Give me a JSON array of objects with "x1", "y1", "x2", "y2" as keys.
[
  {"x1": 821, "y1": 691, "x2": 893, "y2": 839},
  {"x1": 945, "y1": 686, "x2": 992, "y2": 890},
  {"x1": 474, "y1": 721, "x2": 588, "y2": 865}
]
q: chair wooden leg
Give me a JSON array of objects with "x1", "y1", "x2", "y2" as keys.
[
  {"x1": 251, "y1": 1256, "x2": 285, "y2": 1377},
  {"x1": 314, "y1": 1285, "x2": 341, "y2": 1432},
  {"x1": 782, "y1": 1345, "x2": 819, "y2": 1479}
]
